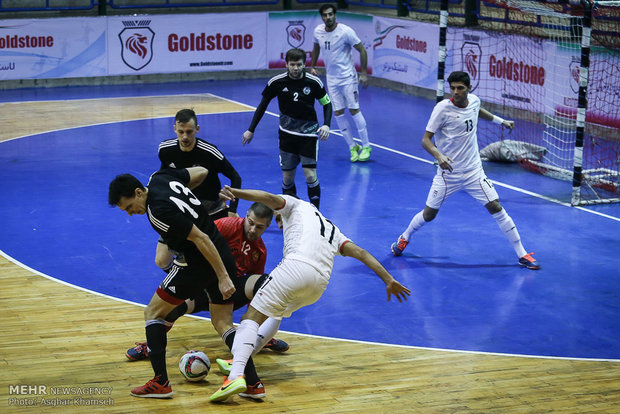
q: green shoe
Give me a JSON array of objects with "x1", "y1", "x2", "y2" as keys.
[
  {"x1": 359, "y1": 145, "x2": 372, "y2": 162},
  {"x1": 209, "y1": 376, "x2": 247, "y2": 402},
  {"x1": 216, "y1": 358, "x2": 232, "y2": 376},
  {"x1": 350, "y1": 144, "x2": 361, "y2": 162}
]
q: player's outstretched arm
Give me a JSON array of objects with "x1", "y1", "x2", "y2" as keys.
[
  {"x1": 220, "y1": 185, "x2": 286, "y2": 211},
  {"x1": 479, "y1": 108, "x2": 515, "y2": 131},
  {"x1": 340, "y1": 242, "x2": 411, "y2": 302}
]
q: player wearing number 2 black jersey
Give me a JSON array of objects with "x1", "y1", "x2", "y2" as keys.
[
  {"x1": 390, "y1": 71, "x2": 540, "y2": 270},
  {"x1": 242, "y1": 48, "x2": 332, "y2": 209},
  {"x1": 209, "y1": 186, "x2": 411, "y2": 402}
]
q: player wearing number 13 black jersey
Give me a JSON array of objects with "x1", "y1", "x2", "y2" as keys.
[{"x1": 242, "y1": 48, "x2": 332, "y2": 209}]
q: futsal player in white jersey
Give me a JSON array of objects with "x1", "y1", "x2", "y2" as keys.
[
  {"x1": 311, "y1": 4, "x2": 372, "y2": 162},
  {"x1": 390, "y1": 71, "x2": 540, "y2": 270},
  {"x1": 210, "y1": 186, "x2": 411, "y2": 402}
]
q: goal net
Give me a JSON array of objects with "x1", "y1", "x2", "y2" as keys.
[{"x1": 442, "y1": 0, "x2": 620, "y2": 205}]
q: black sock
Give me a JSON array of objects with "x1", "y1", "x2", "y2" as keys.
[
  {"x1": 222, "y1": 328, "x2": 261, "y2": 385},
  {"x1": 164, "y1": 302, "x2": 188, "y2": 323},
  {"x1": 145, "y1": 322, "x2": 168, "y2": 383},
  {"x1": 282, "y1": 183, "x2": 297, "y2": 197},
  {"x1": 308, "y1": 183, "x2": 321, "y2": 209}
]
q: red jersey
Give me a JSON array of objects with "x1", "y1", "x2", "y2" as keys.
[{"x1": 215, "y1": 216, "x2": 267, "y2": 277}]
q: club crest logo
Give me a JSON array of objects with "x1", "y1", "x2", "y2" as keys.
[
  {"x1": 461, "y1": 41, "x2": 481, "y2": 92},
  {"x1": 286, "y1": 21, "x2": 306, "y2": 48},
  {"x1": 119, "y1": 20, "x2": 155, "y2": 71}
]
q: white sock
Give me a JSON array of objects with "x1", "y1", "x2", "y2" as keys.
[
  {"x1": 228, "y1": 319, "x2": 259, "y2": 380},
  {"x1": 252, "y1": 318, "x2": 282, "y2": 356},
  {"x1": 492, "y1": 209, "x2": 527, "y2": 258},
  {"x1": 402, "y1": 211, "x2": 427, "y2": 241},
  {"x1": 352, "y1": 111, "x2": 370, "y2": 146},
  {"x1": 335, "y1": 114, "x2": 356, "y2": 148}
]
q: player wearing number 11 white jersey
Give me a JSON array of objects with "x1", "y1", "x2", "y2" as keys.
[
  {"x1": 210, "y1": 186, "x2": 411, "y2": 402},
  {"x1": 390, "y1": 71, "x2": 540, "y2": 270}
]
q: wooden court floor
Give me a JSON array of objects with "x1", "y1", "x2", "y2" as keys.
[
  {"x1": 1, "y1": 95, "x2": 619, "y2": 413},
  {"x1": 1, "y1": 255, "x2": 619, "y2": 413}
]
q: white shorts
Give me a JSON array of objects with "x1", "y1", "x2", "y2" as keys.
[
  {"x1": 425, "y1": 167, "x2": 499, "y2": 210},
  {"x1": 327, "y1": 80, "x2": 360, "y2": 112},
  {"x1": 250, "y1": 259, "x2": 329, "y2": 319}
]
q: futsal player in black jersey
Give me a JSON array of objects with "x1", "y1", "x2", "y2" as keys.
[
  {"x1": 156, "y1": 109, "x2": 242, "y2": 272},
  {"x1": 109, "y1": 167, "x2": 263, "y2": 399},
  {"x1": 242, "y1": 48, "x2": 332, "y2": 209}
]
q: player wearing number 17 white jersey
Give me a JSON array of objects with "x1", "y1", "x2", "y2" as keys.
[
  {"x1": 279, "y1": 195, "x2": 348, "y2": 278},
  {"x1": 209, "y1": 186, "x2": 411, "y2": 403}
]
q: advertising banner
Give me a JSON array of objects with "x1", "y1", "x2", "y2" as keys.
[
  {"x1": 446, "y1": 28, "x2": 550, "y2": 115},
  {"x1": 0, "y1": 17, "x2": 107, "y2": 80},
  {"x1": 107, "y1": 13, "x2": 267, "y2": 75},
  {"x1": 371, "y1": 16, "x2": 438, "y2": 90},
  {"x1": 267, "y1": 11, "x2": 373, "y2": 74}
]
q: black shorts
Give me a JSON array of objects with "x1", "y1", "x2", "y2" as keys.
[
  {"x1": 185, "y1": 273, "x2": 269, "y2": 312},
  {"x1": 156, "y1": 241, "x2": 238, "y2": 305},
  {"x1": 279, "y1": 130, "x2": 318, "y2": 160}
]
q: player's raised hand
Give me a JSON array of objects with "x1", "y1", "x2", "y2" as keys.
[
  {"x1": 386, "y1": 280, "x2": 411, "y2": 303},
  {"x1": 242, "y1": 130, "x2": 254, "y2": 146},
  {"x1": 317, "y1": 125, "x2": 330, "y2": 141},
  {"x1": 503, "y1": 120, "x2": 515, "y2": 131}
]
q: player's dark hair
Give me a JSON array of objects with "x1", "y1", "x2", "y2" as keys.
[
  {"x1": 248, "y1": 202, "x2": 274, "y2": 222},
  {"x1": 319, "y1": 4, "x2": 336, "y2": 15},
  {"x1": 175, "y1": 108, "x2": 198, "y2": 126},
  {"x1": 285, "y1": 48, "x2": 306, "y2": 63},
  {"x1": 108, "y1": 174, "x2": 145, "y2": 206},
  {"x1": 447, "y1": 71, "x2": 471, "y2": 87}
]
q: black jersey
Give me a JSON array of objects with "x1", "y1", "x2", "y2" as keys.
[
  {"x1": 158, "y1": 137, "x2": 241, "y2": 213},
  {"x1": 261, "y1": 71, "x2": 328, "y2": 137},
  {"x1": 146, "y1": 168, "x2": 228, "y2": 268}
]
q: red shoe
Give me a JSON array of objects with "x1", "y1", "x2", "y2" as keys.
[
  {"x1": 519, "y1": 252, "x2": 540, "y2": 270},
  {"x1": 391, "y1": 235, "x2": 409, "y2": 256},
  {"x1": 126, "y1": 342, "x2": 149, "y2": 361},
  {"x1": 239, "y1": 381, "x2": 266, "y2": 399},
  {"x1": 130, "y1": 376, "x2": 173, "y2": 398}
]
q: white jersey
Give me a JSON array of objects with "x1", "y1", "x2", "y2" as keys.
[
  {"x1": 277, "y1": 195, "x2": 350, "y2": 277},
  {"x1": 313, "y1": 23, "x2": 361, "y2": 85},
  {"x1": 426, "y1": 94, "x2": 483, "y2": 174}
]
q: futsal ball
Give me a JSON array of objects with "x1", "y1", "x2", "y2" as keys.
[{"x1": 178, "y1": 350, "x2": 210, "y2": 382}]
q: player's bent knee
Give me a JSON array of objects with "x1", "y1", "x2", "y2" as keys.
[
  {"x1": 485, "y1": 200, "x2": 502, "y2": 214},
  {"x1": 423, "y1": 207, "x2": 439, "y2": 222}
]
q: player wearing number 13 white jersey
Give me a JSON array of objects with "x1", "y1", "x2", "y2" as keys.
[
  {"x1": 427, "y1": 93, "x2": 483, "y2": 174},
  {"x1": 209, "y1": 186, "x2": 411, "y2": 403},
  {"x1": 390, "y1": 71, "x2": 540, "y2": 271}
]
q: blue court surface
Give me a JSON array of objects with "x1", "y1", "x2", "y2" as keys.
[{"x1": 1, "y1": 78, "x2": 619, "y2": 360}]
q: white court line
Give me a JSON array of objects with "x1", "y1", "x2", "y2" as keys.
[{"x1": 2, "y1": 249, "x2": 617, "y2": 362}]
